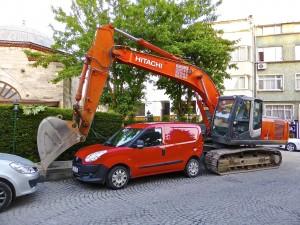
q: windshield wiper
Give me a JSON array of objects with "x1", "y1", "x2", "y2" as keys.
[{"x1": 104, "y1": 142, "x2": 114, "y2": 147}]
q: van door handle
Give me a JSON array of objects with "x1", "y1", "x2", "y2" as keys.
[{"x1": 161, "y1": 147, "x2": 166, "y2": 156}]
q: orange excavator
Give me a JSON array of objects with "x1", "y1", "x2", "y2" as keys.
[{"x1": 37, "y1": 24, "x2": 288, "y2": 174}]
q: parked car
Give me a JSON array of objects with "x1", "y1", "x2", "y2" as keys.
[
  {"x1": 284, "y1": 138, "x2": 300, "y2": 152},
  {"x1": 73, "y1": 122, "x2": 203, "y2": 189},
  {"x1": 0, "y1": 153, "x2": 39, "y2": 212}
]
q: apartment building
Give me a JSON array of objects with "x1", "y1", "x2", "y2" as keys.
[
  {"x1": 213, "y1": 17, "x2": 255, "y2": 97},
  {"x1": 136, "y1": 19, "x2": 300, "y2": 123},
  {"x1": 256, "y1": 22, "x2": 300, "y2": 121}
]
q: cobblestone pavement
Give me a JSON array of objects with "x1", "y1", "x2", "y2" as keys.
[{"x1": 1, "y1": 151, "x2": 300, "y2": 225}]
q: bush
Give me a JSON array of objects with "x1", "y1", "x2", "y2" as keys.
[
  {"x1": 0, "y1": 105, "x2": 123, "y2": 162},
  {"x1": 161, "y1": 115, "x2": 170, "y2": 122}
]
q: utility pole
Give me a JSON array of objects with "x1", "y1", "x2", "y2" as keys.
[
  {"x1": 249, "y1": 15, "x2": 257, "y2": 98},
  {"x1": 12, "y1": 100, "x2": 19, "y2": 154}
]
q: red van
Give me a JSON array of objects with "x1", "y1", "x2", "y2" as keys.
[{"x1": 72, "y1": 122, "x2": 203, "y2": 189}]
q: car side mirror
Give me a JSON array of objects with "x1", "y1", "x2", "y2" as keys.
[{"x1": 136, "y1": 140, "x2": 144, "y2": 149}]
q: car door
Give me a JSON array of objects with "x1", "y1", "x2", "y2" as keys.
[{"x1": 131, "y1": 127, "x2": 167, "y2": 177}]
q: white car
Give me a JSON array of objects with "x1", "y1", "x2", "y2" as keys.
[
  {"x1": 0, "y1": 153, "x2": 39, "y2": 212},
  {"x1": 284, "y1": 138, "x2": 300, "y2": 152}
]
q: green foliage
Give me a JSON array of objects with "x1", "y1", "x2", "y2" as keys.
[
  {"x1": 24, "y1": 0, "x2": 234, "y2": 119},
  {"x1": 22, "y1": 105, "x2": 47, "y2": 116},
  {"x1": 137, "y1": 2, "x2": 235, "y2": 118},
  {"x1": 161, "y1": 115, "x2": 170, "y2": 122},
  {"x1": 123, "y1": 118, "x2": 136, "y2": 126},
  {"x1": 0, "y1": 105, "x2": 123, "y2": 162}
]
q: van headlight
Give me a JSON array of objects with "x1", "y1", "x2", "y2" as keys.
[
  {"x1": 85, "y1": 150, "x2": 107, "y2": 162},
  {"x1": 9, "y1": 162, "x2": 37, "y2": 174}
]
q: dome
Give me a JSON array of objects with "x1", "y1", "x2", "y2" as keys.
[{"x1": 0, "y1": 26, "x2": 53, "y2": 48}]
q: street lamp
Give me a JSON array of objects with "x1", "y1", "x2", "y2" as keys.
[{"x1": 12, "y1": 100, "x2": 19, "y2": 154}]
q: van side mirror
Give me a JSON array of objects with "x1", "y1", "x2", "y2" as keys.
[{"x1": 136, "y1": 140, "x2": 144, "y2": 149}]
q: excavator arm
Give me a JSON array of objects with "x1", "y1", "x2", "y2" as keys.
[{"x1": 37, "y1": 24, "x2": 219, "y2": 170}]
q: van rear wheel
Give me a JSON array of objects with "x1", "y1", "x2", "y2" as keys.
[
  {"x1": 184, "y1": 158, "x2": 200, "y2": 178},
  {"x1": 106, "y1": 166, "x2": 129, "y2": 190}
]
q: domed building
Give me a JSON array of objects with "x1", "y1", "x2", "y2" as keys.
[{"x1": 0, "y1": 25, "x2": 75, "y2": 107}]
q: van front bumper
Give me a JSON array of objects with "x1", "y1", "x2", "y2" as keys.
[{"x1": 72, "y1": 158, "x2": 108, "y2": 184}]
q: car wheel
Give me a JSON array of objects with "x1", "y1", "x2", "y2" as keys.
[
  {"x1": 286, "y1": 143, "x2": 297, "y2": 152},
  {"x1": 106, "y1": 166, "x2": 129, "y2": 190},
  {"x1": 185, "y1": 158, "x2": 200, "y2": 178},
  {"x1": 0, "y1": 181, "x2": 13, "y2": 212}
]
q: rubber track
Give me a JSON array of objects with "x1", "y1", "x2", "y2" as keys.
[{"x1": 205, "y1": 147, "x2": 282, "y2": 175}]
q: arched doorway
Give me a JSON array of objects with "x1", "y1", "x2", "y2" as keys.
[{"x1": 0, "y1": 81, "x2": 21, "y2": 100}]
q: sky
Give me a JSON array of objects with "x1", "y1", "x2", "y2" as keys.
[
  {"x1": 0, "y1": 0, "x2": 300, "y2": 38},
  {"x1": 216, "y1": 0, "x2": 300, "y2": 24}
]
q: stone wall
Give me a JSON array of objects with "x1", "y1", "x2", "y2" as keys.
[{"x1": 0, "y1": 46, "x2": 64, "y2": 106}]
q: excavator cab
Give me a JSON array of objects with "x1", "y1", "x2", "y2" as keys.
[{"x1": 211, "y1": 96, "x2": 263, "y2": 146}]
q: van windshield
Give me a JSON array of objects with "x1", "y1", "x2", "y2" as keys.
[{"x1": 104, "y1": 128, "x2": 142, "y2": 147}]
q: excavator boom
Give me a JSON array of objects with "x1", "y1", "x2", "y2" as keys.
[
  {"x1": 37, "y1": 24, "x2": 288, "y2": 174},
  {"x1": 37, "y1": 24, "x2": 220, "y2": 169},
  {"x1": 38, "y1": 25, "x2": 114, "y2": 169}
]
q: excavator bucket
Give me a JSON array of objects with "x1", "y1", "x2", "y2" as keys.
[{"x1": 37, "y1": 117, "x2": 81, "y2": 170}]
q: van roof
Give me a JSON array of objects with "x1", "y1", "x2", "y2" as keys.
[{"x1": 126, "y1": 122, "x2": 201, "y2": 129}]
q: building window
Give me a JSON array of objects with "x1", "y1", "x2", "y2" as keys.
[
  {"x1": 230, "y1": 46, "x2": 249, "y2": 62},
  {"x1": 234, "y1": 76, "x2": 246, "y2": 89},
  {"x1": 161, "y1": 101, "x2": 170, "y2": 116},
  {"x1": 136, "y1": 103, "x2": 145, "y2": 116},
  {"x1": 294, "y1": 24, "x2": 300, "y2": 32},
  {"x1": 224, "y1": 76, "x2": 249, "y2": 90},
  {"x1": 264, "y1": 104, "x2": 293, "y2": 120},
  {"x1": 262, "y1": 25, "x2": 282, "y2": 35},
  {"x1": 257, "y1": 47, "x2": 282, "y2": 62},
  {"x1": 258, "y1": 75, "x2": 283, "y2": 91},
  {"x1": 0, "y1": 81, "x2": 21, "y2": 100},
  {"x1": 295, "y1": 74, "x2": 300, "y2": 90},
  {"x1": 295, "y1": 46, "x2": 300, "y2": 60},
  {"x1": 226, "y1": 76, "x2": 248, "y2": 90}
]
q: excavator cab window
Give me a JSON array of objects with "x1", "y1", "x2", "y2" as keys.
[
  {"x1": 253, "y1": 100, "x2": 262, "y2": 130},
  {"x1": 212, "y1": 99, "x2": 235, "y2": 136},
  {"x1": 233, "y1": 100, "x2": 251, "y2": 135}
]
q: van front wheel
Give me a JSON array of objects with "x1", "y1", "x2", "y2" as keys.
[
  {"x1": 106, "y1": 166, "x2": 129, "y2": 190},
  {"x1": 184, "y1": 158, "x2": 200, "y2": 178}
]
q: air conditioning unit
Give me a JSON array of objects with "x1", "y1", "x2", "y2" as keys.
[{"x1": 257, "y1": 62, "x2": 267, "y2": 70}]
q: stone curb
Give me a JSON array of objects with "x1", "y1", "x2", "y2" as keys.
[{"x1": 36, "y1": 160, "x2": 73, "y2": 182}]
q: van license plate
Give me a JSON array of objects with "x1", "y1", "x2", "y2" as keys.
[{"x1": 72, "y1": 166, "x2": 78, "y2": 173}]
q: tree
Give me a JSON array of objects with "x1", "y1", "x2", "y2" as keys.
[
  {"x1": 156, "y1": 22, "x2": 234, "y2": 118},
  {"x1": 115, "y1": 0, "x2": 234, "y2": 119},
  {"x1": 26, "y1": 0, "x2": 147, "y2": 118},
  {"x1": 25, "y1": 0, "x2": 234, "y2": 119}
]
